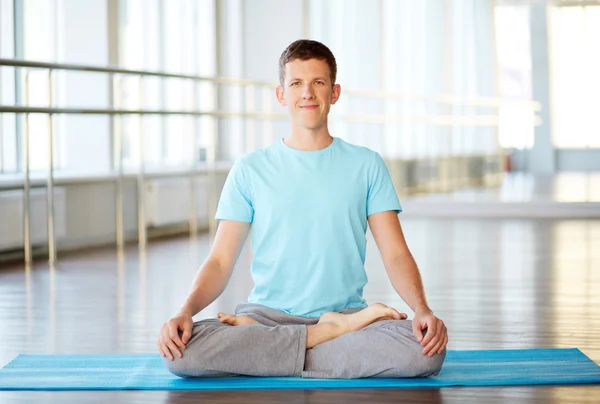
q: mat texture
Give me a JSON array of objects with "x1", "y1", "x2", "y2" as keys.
[{"x1": 1, "y1": 348, "x2": 599, "y2": 390}]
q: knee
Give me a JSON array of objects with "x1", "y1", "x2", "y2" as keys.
[
  {"x1": 407, "y1": 323, "x2": 447, "y2": 377},
  {"x1": 162, "y1": 349, "x2": 225, "y2": 378},
  {"x1": 411, "y1": 348, "x2": 446, "y2": 377},
  {"x1": 163, "y1": 354, "x2": 191, "y2": 378},
  {"x1": 160, "y1": 320, "x2": 223, "y2": 378},
  {"x1": 379, "y1": 319, "x2": 447, "y2": 378}
]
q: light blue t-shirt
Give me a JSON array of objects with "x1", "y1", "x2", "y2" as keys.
[{"x1": 215, "y1": 137, "x2": 402, "y2": 318}]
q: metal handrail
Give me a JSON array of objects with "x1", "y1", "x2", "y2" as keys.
[
  {"x1": 0, "y1": 57, "x2": 541, "y2": 264},
  {"x1": 0, "y1": 58, "x2": 541, "y2": 109},
  {"x1": 0, "y1": 58, "x2": 265, "y2": 86},
  {"x1": 343, "y1": 88, "x2": 541, "y2": 110},
  {"x1": 0, "y1": 106, "x2": 288, "y2": 118},
  {"x1": 0, "y1": 106, "x2": 540, "y2": 127}
]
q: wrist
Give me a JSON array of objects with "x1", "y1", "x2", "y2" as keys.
[
  {"x1": 414, "y1": 305, "x2": 432, "y2": 314},
  {"x1": 176, "y1": 307, "x2": 194, "y2": 317}
]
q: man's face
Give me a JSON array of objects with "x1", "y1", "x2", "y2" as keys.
[{"x1": 276, "y1": 58, "x2": 341, "y2": 131}]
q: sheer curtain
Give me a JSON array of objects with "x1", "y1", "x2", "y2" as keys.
[
  {"x1": 308, "y1": 0, "x2": 499, "y2": 160},
  {"x1": 0, "y1": 0, "x2": 17, "y2": 173},
  {"x1": 119, "y1": 0, "x2": 217, "y2": 169},
  {"x1": 495, "y1": 4, "x2": 534, "y2": 150},
  {"x1": 550, "y1": 5, "x2": 600, "y2": 148},
  {"x1": 1, "y1": 0, "x2": 112, "y2": 175}
]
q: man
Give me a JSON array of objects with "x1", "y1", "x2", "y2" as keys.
[{"x1": 157, "y1": 39, "x2": 448, "y2": 379}]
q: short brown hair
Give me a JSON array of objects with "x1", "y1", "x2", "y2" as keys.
[{"x1": 278, "y1": 39, "x2": 337, "y2": 86}]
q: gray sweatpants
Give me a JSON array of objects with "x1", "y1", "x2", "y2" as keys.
[{"x1": 163, "y1": 303, "x2": 446, "y2": 379}]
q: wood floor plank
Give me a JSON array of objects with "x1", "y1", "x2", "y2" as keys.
[{"x1": 1, "y1": 218, "x2": 599, "y2": 403}]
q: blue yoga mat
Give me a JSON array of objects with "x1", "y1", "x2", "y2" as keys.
[{"x1": 0, "y1": 348, "x2": 598, "y2": 390}]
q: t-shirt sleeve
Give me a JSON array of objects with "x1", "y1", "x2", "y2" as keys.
[
  {"x1": 215, "y1": 159, "x2": 254, "y2": 223},
  {"x1": 366, "y1": 152, "x2": 402, "y2": 216}
]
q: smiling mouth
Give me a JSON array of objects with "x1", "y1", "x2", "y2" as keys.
[{"x1": 300, "y1": 105, "x2": 318, "y2": 109}]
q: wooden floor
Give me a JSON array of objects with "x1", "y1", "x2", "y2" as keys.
[{"x1": 0, "y1": 218, "x2": 599, "y2": 403}]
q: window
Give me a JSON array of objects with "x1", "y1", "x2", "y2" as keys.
[
  {"x1": 494, "y1": 4, "x2": 535, "y2": 149},
  {"x1": 0, "y1": 0, "x2": 17, "y2": 173},
  {"x1": 1, "y1": 0, "x2": 218, "y2": 176},
  {"x1": 549, "y1": 5, "x2": 600, "y2": 148},
  {"x1": 119, "y1": 0, "x2": 217, "y2": 169}
]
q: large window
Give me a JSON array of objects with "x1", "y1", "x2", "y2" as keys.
[
  {"x1": 0, "y1": 0, "x2": 218, "y2": 177},
  {"x1": 1, "y1": 0, "x2": 64, "y2": 174},
  {"x1": 494, "y1": 4, "x2": 535, "y2": 150},
  {"x1": 311, "y1": 0, "x2": 501, "y2": 159},
  {"x1": 2, "y1": 0, "x2": 111, "y2": 175},
  {"x1": 119, "y1": 0, "x2": 217, "y2": 169},
  {"x1": 0, "y1": 0, "x2": 17, "y2": 173},
  {"x1": 549, "y1": 5, "x2": 600, "y2": 148}
]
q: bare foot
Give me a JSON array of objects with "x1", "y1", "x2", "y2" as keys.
[
  {"x1": 218, "y1": 312, "x2": 260, "y2": 326},
  {"x1": 317, "y1": 303, "x2": 407, "y2": 334}
]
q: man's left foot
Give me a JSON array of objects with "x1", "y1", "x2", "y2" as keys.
[
  {"x1": 218, "y1": 312, "x2": 260, "y2": 326},
  {"x1": 317, "y1": 303, "x2": 407, "y2": 334}
]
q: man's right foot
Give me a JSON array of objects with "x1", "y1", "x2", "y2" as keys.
[
  {"x1": 317, "y1": 303, "x2": 407, "y2": 334},
  {"x1": 218, "y1": 312, "x2": 260, "y2": 326}
]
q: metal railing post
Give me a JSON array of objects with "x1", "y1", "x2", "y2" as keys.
[
  {"x1": 47, "y1": 68, "x2": 56, "y2": 264},
  {"x1": 113, "y1": 74, "x2": 125, "y2": 250},
  {"x1": 22, "y1": 70, "x2": 31, "y2": 263},
  {"x1": 189, "y1": 78, "x2": 199, "y2": 236},
  {"x1": 136, "y1": 76, "x2": 147, "y2": 248}
]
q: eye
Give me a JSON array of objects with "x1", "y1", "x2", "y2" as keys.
[
  {"x1": 291, "y1": 82, "x2": 300, "y2": 86},
  {"x1": 315, "y1": 81, "x2": 325, "y2": 85}
]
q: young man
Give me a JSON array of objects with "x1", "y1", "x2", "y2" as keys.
[{"x1": 157, "y1": 39, "x2": 448, "y2": 379}]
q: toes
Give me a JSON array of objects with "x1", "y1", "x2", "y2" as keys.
[{"x1": 219, "y1": 314, "x2": 234, "y2": 324}]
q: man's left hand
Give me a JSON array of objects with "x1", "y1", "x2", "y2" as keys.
[{"x1": 412, "y1": 309, "x2": 448, "y2": 357}]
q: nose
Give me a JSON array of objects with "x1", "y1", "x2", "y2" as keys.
[{"x1": 302, "y1": 84, "x2": 315, "y2": 99}]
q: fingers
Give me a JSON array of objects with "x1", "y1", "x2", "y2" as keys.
[
  {"x1": 165, "y1": 338, "x2": 182, "y2": 359},
  {"x1": 412, "y1": 321, "x2": 424, "y2": 343},
  {"x1": 157, "y1": 326, "x2": 172, "y2": 360},
  {"x1": 181, "y1": 323, "x2": 192, "y2": 345},
  {"x1": 169, "y1": 323, "x2": 186, "y2": 350},
  {"x1": 420, "y1": 321, "x2": 436, "y2": 348},
  {"x1": 427, "y1": 333, "x2": 445, "y2": 357},
  {"x1": 439, "y1": 331, "x2": 448, "y2": 354},
  {"x1": 422, "y1": 322, "x2": 448, "y2": 356},
  {"x1": 157, "y1": 342, "x2": 166, "y2": 358},
  {"x1": 157, "y1": 339, "x2": 175, "y2": 361},
  {"x1": 158, "y1": 324, "x2": 183, "y2": 361},
  {"x1": 161, "y1": 343, "x2": 175, "y2": 360}
]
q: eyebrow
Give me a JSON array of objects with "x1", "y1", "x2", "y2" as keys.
[{"x1": 289, "y1": 77, "x2": 328, "y2": 82}]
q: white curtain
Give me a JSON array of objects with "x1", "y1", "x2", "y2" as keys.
[
  {"x1": 120, "y1": 0, "x2": 217, "y2": 168},
  {"x1": 309, "y1": 0, "x2": 498, "y2": 159}
]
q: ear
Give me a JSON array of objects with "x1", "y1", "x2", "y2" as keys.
[
  {"x1": 330, "y1": 84, "x2": 341, "y2": 105},
  {"x1": 276, "y1": 85, "x2": 287, "y2": 106}
]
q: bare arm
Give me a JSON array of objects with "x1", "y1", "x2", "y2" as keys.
[
  {"x1": 368, "y1": 210, "x2": 448, "y2": 356},
  {"x1": 158, "y1": 219, "x2": 250, "y2": 360},
  {"x1": 367, "y1": 211, "x2": 429, "y2": 313},
  {"x1": 177, "y1": 220, "x2": 251, "y2": 317}
]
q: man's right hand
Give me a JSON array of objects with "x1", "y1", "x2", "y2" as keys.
[{"x1": 157, "y1": 313, "x2": 193, "y2": 360}]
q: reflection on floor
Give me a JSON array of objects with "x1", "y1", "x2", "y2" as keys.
[
  {"x1": 0, "y1": 217, "x2": 599, "y2": 403},
  {"x1": 402, "y1": 173, "x2": 600, "y2": 217}
]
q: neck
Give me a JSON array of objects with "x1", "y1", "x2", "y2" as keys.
[{"x1": 285, "y1": 125, "x2": 333, "y2": 151}]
